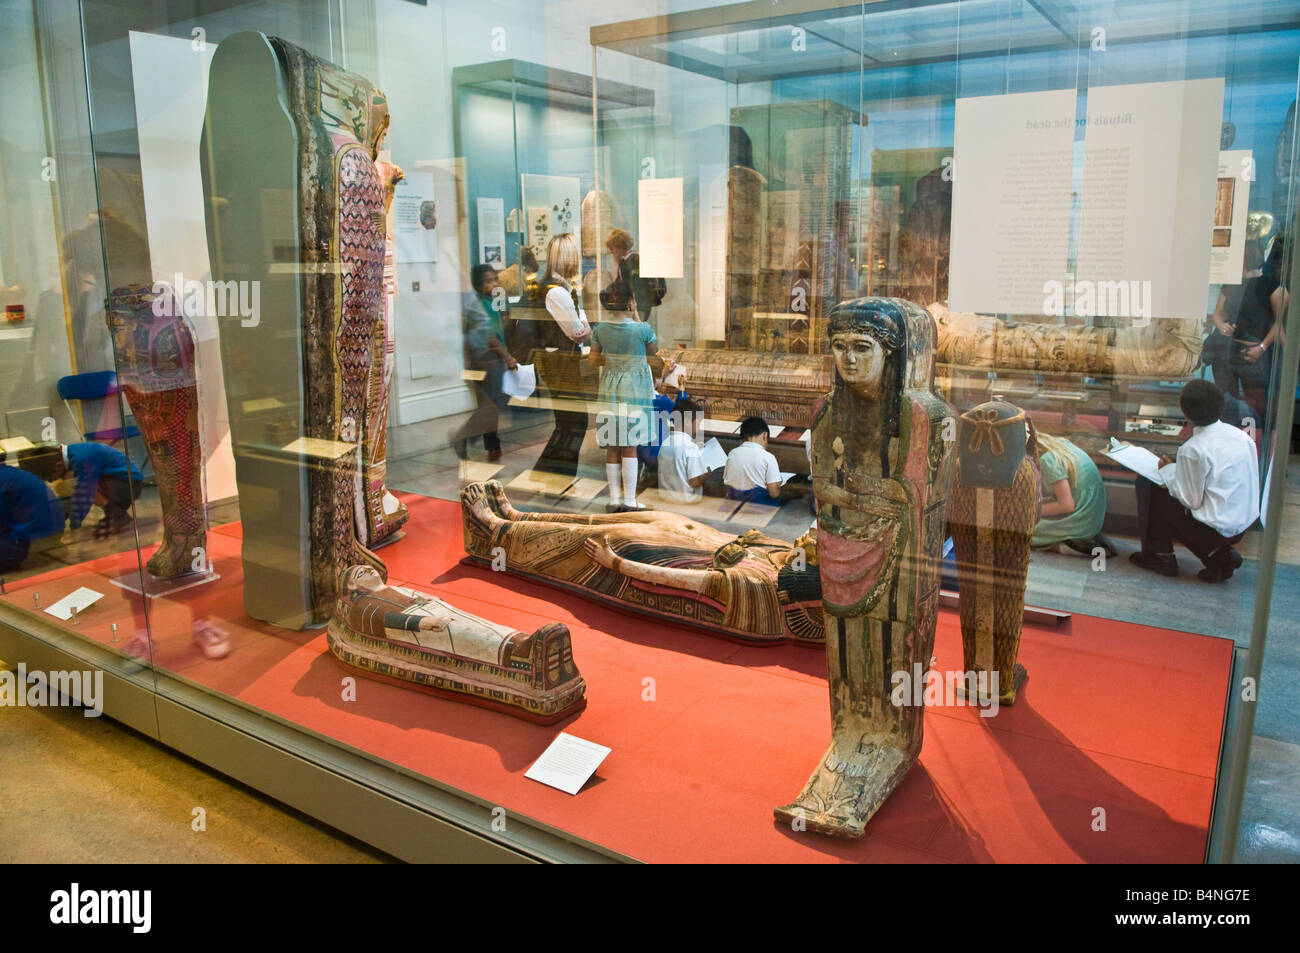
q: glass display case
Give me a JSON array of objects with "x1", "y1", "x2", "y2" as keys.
[{"x1": 1, "y1": 0, "x2": 1297, "y2": 863}]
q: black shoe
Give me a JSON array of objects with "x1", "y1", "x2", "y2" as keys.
[
  {"x1": 1129, "y1": 550, "x2": 1178, "y2": 577},
  {"x1": 618, "y1": 503, "x2": 653, "y2": 513},
  {"x1": 604, "y1": 503, "x2": 623, "y2": 514},
  {"x1": 1064, "y1": 535, "x2": 1119, "y2": 558},
  {"x1": 1198, "y1": 547, "x2": 1243, "y2": 583},
  {"x1": 452, "y1": 435, "x2": 468, "y2": 460}
]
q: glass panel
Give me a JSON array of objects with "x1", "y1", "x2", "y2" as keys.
[
  {"x1": 1, "y1": 0, "x2": 1294, "y2": 862},
  {"x1": 0, "y1": 0, "x2": 158, "y2": 695}
]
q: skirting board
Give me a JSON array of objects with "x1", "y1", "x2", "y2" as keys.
[
  {"x1": 0, "y1": 608, "x2": 632, "y2": 864},
  {"x1": 396, "y1": 383, "x2": 474, "y2": 425}
]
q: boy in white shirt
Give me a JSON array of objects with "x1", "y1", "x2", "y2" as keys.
[
  {"x1": 1130, "y1": 379, "x2": 1260, "y2": 583},
  {"x1": 724, "y1": 416, "x2": 783, "y2": 506},
  {"x1": 656, "y1": 397, "x2": 717, "y2": 504}
]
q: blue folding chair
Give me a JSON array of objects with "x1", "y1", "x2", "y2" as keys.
[{"x1": 56, "y1": 371, "x2": 142, "y2": 444}]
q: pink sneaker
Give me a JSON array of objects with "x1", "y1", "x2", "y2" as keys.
[
  {"x1": 192, "y1": 624, "x2": 231, "y2": 660},
  {"x1": 123, "y1": 633, "x2": 152, "y2": 660}
]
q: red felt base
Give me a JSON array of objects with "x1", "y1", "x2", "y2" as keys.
[{"x1": 2, "y1": 495, "x2": 1233, "y2": 863}]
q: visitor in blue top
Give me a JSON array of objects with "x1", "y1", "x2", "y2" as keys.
[
  {"x1": 590, "y1": 310, "x2": 656, "y2": 513},
  {"x1": 55, "y1": 442, "x2": 144, "y2": 537},
  {"x1": 0, "y1": 451, "x2": 64, "y2": 572}
]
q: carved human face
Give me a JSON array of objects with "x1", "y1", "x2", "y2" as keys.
[
  {"x1": 349, "y1": 566, "x2": 385, "y2": 593},
  {"x1": 831, "y1": 331, "x2": 885, "y2": 397}
]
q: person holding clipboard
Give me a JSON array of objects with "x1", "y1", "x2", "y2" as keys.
[{"x1": 1128, "y1": 380, "x2": 1260, "y2": 582}]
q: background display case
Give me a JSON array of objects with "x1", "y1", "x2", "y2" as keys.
[{"x1": 2, "y1": 0, "x2": 1299, "y2": 863}]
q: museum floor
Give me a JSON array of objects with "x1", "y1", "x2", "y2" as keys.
[{"x1": 2, "y1": 404, "x2": 1297, "y2": 862}]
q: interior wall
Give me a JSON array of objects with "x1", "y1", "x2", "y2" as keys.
[{"x1": 373, "y1": 0, "x2": 733, "y2": 426}]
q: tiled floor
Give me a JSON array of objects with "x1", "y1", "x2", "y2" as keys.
[{"x1": 2, "y1": 405, "x2": 1295, "y2": 862}]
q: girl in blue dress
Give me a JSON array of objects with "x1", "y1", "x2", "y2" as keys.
[{"x1": 589, "y1": 314, "x2": 657, "y2": 511}]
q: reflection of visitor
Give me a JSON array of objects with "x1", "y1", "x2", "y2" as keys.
[
  {"x1": 538, "y1": 233, "x2": 591, "y2": 347},
  {"x1": 454, "y1": 265, "x2": 516, "y2": 463},
  {"x1": 657, "y1": 397, "x2": 720, "y2": 504},
  {"x1": 1206, "y1": 240, "x2": 1286, "y2": 423},
  {"x1": 1130, "y1": 380, "x2": 1260, "y2": 583},
  {"x1": 530, "y1": 234, "x2": 592, "y2": 479},
  {"x1": 601, "y1": 229, "x2": 655, "y2": 323},
  {"x1": 56, "y1": 442, "x2": 143, "y2": 537},
  {"x1": 724, "y1": 416, "x2": 782, "y2": 506},
  {"x1": 1031, "y1": 430, "x2": 1114, "y2": 555},
  {"x1": 637, "y1": 374, "x2": 678, "y2": 471},
  {"x1": 0, "y1": 453, "x2": 64, "y2": 572},
  {"x1": 590, "y1": 299, "x2": 657, "y2": 512}
]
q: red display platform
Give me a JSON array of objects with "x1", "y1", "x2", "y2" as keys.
[{"x1": 2, "y1": 495, "x2": 1233, "y2": 863}]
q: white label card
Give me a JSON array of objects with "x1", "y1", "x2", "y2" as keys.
[
  {"x1": 45, "y1": 587, "x2": 104, "y2": 621},
  {"x1": 525, "y1": 732, "x2": 611, "y2": 795}
]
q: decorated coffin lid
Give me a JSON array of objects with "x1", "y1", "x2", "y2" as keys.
[
  {"x1": 662, "y1": 347, "x2": 832, "y2": 429},
  {"x1": 956, "y1": 399, "x2": 1027, "y2": 489}
]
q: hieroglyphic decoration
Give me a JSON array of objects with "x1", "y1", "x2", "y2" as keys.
[
  {"x1": 273, "y1": 38, "x2": 391, "y2": 605},
  {"x1": 895, "y1": 167, "x2": 951, "y2": 303},
  {"x1": 460, "y1": 481, "x2": 824, "y2": 646},
  {"x1": 581, "y1": 188, "x2": 615, "y2": 258},
  {"x1": 776, "y1": 297, "x2": 954, "y2": 838},
  {"x1": 107, "y1": 284, "x2": 207, "y2": 579},
  {"x1": 363, "y1": 158, "x2": 409, "y2": 545},
  {"x1": 328, "y1": 565, "x2": 586, "y2": 723},
  {"x1": 726, "y1": 101, "x2": 857, "y2": 355},
  {"x1": 725, "y1": 165, "x2": 765, "y2": 349},
  {"x1": 930, "y1": 301, "x2": 1201, "y2": 379},
  {"x1": 661, "y1": 347, "x2": 832, "y2": 429},
  {"x1": 948, "y1": 401, "x2": 1036, "y2": 705}
]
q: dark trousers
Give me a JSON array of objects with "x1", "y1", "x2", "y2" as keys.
[
  {"x1": 99, "y1": 474, "x2": 143, "y2": 516},
  {"x1": 0, "y1": 530, "x2": 30, "y2": 572},
  {"x1": 1210, "y1": 349, "x2": 1272, "y2": 425},
  {"x1": 1135, "y1": 475, "x2": 1243, "y2": 565},
  {"x1": 726, "y1": 485, "x2": 782, "y2": 507},
  {"x1": 458, "y1": 364, "x2": 508, "y2": 453},
  {"x1": 534, "y1": 408, "x2": 588, "y2": 478}
]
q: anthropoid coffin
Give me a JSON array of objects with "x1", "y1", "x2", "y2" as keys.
[
  {"x1": 775, "y1": 296, "x2": 954, "y2": 838},
  {"x1": 948, "y1": 400, "x2": 1035, "y2": 705},
  {"x1": 930, "y1": 301, "x2": 1200, "y2": 380},
  {"x1": 662, "y1": 347, "x2": 832, "y2": 430},
  {"x1": 460, "y1": 480, "x2": 824, "y2": 646},
  {"x1": 328, "y1": 566, "x2": 586, "y2": 724},
  {"x1": 201, "y1": 31, "x2": 393, "y2": 629}
]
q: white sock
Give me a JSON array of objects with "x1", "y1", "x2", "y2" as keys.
[
  {"x1": 606, "y1": 463, "x2": 622, "y2": 505},
  {"x1": 622, "y1": 457, "x2": 638, "y2": 507}
]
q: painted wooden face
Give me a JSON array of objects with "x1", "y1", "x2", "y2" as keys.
[
  {"x1": 347, "y1": 565, "x2": 386, "y2": 593},
  {"x1": 831, "y1": 331, "x2": 885, "y2": 397}
]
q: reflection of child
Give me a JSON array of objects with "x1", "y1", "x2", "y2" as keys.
[
  {"x1": 1031, "y1": 431, "x2": 1112, "y2": 555},
  {"x1": 56, "y1": 442, "x2": 144, "y2": 536},
  {"x1": 657, "y1": 398, "x2": 720, "y2": 504},
  {"x1": 0, "y1": 452, "x2": 64, "y2": 571},
  {"x1": 590, "y1": 309, "x2": 656, "y2": 512},
  {"x1": 724, "y1": 416, "x2": 783, "y2": 506}
]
